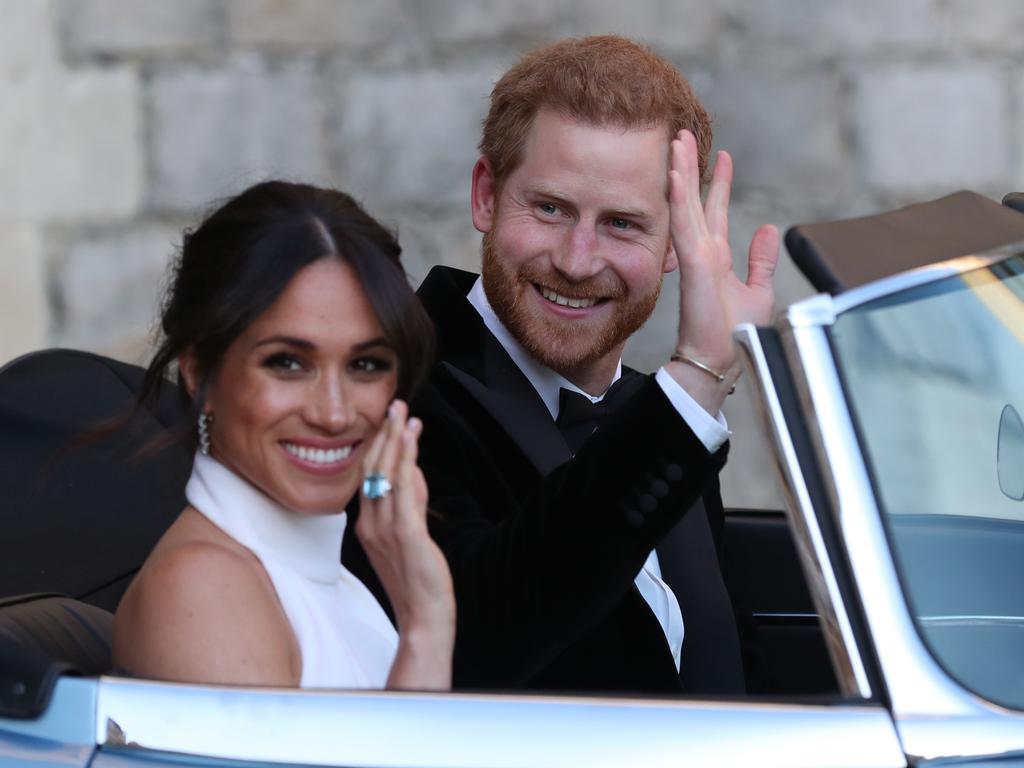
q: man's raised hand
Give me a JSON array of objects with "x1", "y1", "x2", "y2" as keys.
[{"x1": 666, "y1": 129, "x2": 779, "y2": 413}]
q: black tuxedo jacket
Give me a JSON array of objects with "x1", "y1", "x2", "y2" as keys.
[{"x1": 347, "y1": 267, "x2": 744, "y2": 694}]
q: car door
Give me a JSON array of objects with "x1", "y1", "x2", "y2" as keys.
[{"x1": 737, "y1": 245, "x2": 1024, "y2": 765}]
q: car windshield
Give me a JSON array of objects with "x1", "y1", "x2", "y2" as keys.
[{"x1": 829, "y1": 253, "x2": 1024, "y2": 710}]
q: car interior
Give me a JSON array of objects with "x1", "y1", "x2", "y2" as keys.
[{"x1": 3, "y1": 191, "x2": 1023, "y2": 721}]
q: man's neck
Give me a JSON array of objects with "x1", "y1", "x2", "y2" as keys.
[
  {"x1": 557, "y1": 352, "x2": 623, "y2": 398},
  {"x1": 467, "y1": 277, "x2": 622, "y2": 418}
]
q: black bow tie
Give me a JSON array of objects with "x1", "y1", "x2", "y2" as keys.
[{"x1": 555, "y1": 373, "x2": 643, "y2": 455}]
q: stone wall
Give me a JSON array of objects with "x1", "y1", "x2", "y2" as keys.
[{"x1": 3, "y1": 0, "x2": 1023, "y2": 507}]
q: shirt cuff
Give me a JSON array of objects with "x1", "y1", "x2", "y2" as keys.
[{"x1": 655, "y1": 367, "x2": 731, "y2": 453}]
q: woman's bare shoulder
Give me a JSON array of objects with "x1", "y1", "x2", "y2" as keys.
[{"x1": 113, "y1": 507, "x2": 299, "y2": 686}]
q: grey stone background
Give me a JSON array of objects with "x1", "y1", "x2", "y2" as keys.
[{"x1": 3, "y1": 0, "x2": 1022, "y2": 508}]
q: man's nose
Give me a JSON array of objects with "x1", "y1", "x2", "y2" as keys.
[
  {"x1": 306, "y1": 373, "x2": 352, "y2": 432},
  {"x1": 551, "y1": 222, "x2": 603, "y2": 282}
]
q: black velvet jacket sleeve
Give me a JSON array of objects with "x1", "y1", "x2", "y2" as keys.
[{"x1": 414, "y1": 372, "x2": 729, "y2": 689}]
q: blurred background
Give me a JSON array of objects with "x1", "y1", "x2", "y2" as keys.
[{"x1": 2, "y1": 0, "x2": 1022, "y2": 508}]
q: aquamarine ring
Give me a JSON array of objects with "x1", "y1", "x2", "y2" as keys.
[{"x1": 362, "y1": 473, "x2": 393, "y2": 500}]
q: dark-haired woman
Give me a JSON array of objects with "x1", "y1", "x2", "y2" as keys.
[{"x1": 112, "y1": 181, "x2": 454, "y2": 689}]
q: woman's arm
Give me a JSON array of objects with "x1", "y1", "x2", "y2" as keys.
[
  {"x1": 356, "y1": 400, "x2": 455, "y2": 691},
  {"x1": 113, "y1": 538, "x2": 299, "y2": 686}
]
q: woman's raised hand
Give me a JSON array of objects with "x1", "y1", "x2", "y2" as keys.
[{"x1": 356, "y1": 399, "x2": 455, "y2": 690}]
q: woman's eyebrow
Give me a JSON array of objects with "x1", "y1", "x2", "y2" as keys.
[
  {"x1": 353, "y1": 337, "x2": 392, "y2": 353},
  {"x1": 251, "y1": 335, "x2": 315, "y2": 351}
]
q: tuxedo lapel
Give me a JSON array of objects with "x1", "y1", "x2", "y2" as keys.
[
  {"x1": 440, "y1": 361, "x2": 569, "y2": 476},
  {"x1": 420, "y1": 267, "x2": 570, "y2": 476}
]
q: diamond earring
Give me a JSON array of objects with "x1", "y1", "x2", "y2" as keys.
[{"x1": 198, "y1": 412, "x2": 213, "y2": 455}]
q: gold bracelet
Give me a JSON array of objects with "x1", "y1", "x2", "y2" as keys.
[{"x1": 670, "y1": 352, "x2": 736, "y2": 395}]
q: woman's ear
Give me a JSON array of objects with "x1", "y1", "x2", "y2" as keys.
[{"x1": 178, "y1": 350, "x2": 201, "y2": 401}]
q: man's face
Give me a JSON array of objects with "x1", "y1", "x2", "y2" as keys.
[{"x1": 473, "y1": 108, "x2": 677, "y2": 383}]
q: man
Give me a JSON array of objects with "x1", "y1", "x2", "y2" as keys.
[{"x1": 347, "y1": 35, "x2": 778, "y2": 694}]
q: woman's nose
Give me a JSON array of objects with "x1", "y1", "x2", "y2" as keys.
[{"x1": 306, "y1": 375, "x2": 352, "y2": 432}]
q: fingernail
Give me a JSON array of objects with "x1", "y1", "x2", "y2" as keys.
[
  {"x1": 407, "y1": 417, "x2": 422, "y2": 433},
  {"x1": 388, "y1": 401, "x2": 398, "y2": 419}
]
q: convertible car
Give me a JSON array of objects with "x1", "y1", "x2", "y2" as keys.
[{"x1": 2, "y1": 191, "x2": 1023, "y2": 767}]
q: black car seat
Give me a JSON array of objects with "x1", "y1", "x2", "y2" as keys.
[{"x1": 0, "y1": 349, "x2": 192, "y2": 612}]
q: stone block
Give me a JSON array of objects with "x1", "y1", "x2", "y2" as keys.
[
  {"x1": 936, "y1": 0, "x2": 1024, "y2": 52},
  {"x1": 727, "y1": 0, "x2": 940, "y2": 56},
  {"x1": 0, "y1": 224, "x2": 48, "y2": 366},
  {"x1": 414, "y1": 0, "x2": 571, "y2": 47},
  {"x1": 149, "y1": 58, "x2": 329, "y2": 212},
  {"x1": 856, "y1": 65, "x2": 1011, "y2": 193},
  {"x1": 332, "y1": 65, "x2": 497, "y2": 210},
  {"x1": 572, "y1": 0, "x2": 719, "y2": 56},
  {"x1": 226, "y1": 0, "x2": 408, "y2": 49},
  {"x1": 0, "y1": 0, "x2": 59, "y2": 76},
  {"x1": 0, "y1": 67, "x2": 142, "y2": 221},
  {"x1": 60, "y1": 0, "x2": 217, "y2": 58},
  {"x1": 50, "y1": 223, "x2": 181, "y2": 359},
  {"x1": 705, "y1": 71, "x2": 853, "y2": 206},
  {"x1": 383, "y1": 206, "x2": 484, "y2": 285}
]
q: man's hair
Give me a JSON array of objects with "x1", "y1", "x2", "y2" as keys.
[{"x1": 480, "y1": 35, "x2": 712, "y2": 189}]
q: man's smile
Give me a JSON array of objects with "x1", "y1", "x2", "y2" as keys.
[{"x1": 536, "y1": 284, "x2": 602, "y2": 309}]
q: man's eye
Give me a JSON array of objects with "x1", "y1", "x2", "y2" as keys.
[
  {"x1": 609, "y1": 217, "x2": 633, "y2": 230},
  {"x1": 263, "y1": 353, "x2": 303, "y2": 372},
  {"x1": 539, "y1": 202, "x2": 559, "y2": 216}
]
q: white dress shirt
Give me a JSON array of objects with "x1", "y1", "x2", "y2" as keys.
[{"x1": 467, "y1": 279, "x2": 729, "y2": 671}]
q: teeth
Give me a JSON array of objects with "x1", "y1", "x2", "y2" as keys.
[
  {"x1": 283, "y1": 443, "x2": 352, "y2": 464},
  {"x1": 540, "y1": 287, "x2": 597, "y2": 309}
]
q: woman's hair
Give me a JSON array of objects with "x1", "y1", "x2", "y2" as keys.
[{"x1": 140, "y1": 180, "x2": 435, "y2": 450}]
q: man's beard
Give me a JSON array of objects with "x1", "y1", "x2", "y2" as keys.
[{"x1": 481, "y1": 232, "x2": 661, "y2": 376}]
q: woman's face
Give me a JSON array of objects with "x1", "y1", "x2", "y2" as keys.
[{"x1": 200, "y1": 257, "x2": 398, "y2": 514}]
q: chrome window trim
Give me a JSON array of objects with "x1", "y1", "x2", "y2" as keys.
[
  {"x1": 93, "y1": 676, "x2": 906, "y2": 768},
  {"x1": 786, "y1": 243, "x2": 1024, "y2": 329},
  {"x1": 735, "y1": 324, "x2": 871, "y2": 698},
  {"x1": 770, "y1": 299, "x2": 1024, "y2": 762}
]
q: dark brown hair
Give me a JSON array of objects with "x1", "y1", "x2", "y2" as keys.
[
  {"x1": 140, "y1": 181, "x2": 435, "y2": 450},
  {"x1": 480, "y1": 35, "x2": 713, "y2": 189}
]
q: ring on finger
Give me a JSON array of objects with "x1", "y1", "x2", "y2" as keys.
[{"x1": 362, "y1": 472, "x2": 393, "y2": 500}]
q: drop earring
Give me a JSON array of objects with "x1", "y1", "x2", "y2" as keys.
[{"x1": 198, "y1": 412, "x2": 213, "y2": 455}]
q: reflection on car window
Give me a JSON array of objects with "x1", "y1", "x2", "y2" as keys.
[{"x1": 830, "y1": 254, "x2": 1024, "y2": 711}]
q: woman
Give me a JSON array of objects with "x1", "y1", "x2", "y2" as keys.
[{"x1": 112, "y1": 181, "x2": 454, "y2": 690}]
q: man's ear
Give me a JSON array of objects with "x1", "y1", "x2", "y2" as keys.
[
  {"x1": 470, "y1": 156, "x2": 497, "y2": 234},
  {"x1": 663, "y1": 243, "x2": 679, "y2": 274}
]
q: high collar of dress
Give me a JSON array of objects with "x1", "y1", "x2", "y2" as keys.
[
  {"x1": 466, "y1": 276, "x2": 622, "y2": 419},
  {"x1": 185, "y1": 453, "x2": 346, "y2": 585}
]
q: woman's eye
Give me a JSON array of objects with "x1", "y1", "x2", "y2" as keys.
[
  {"x1": 351, "y1": 357, "x2": 394, "y2": 375},
  {"x1": 263, "y1": 353, "x2": 304, "y2": 373}
]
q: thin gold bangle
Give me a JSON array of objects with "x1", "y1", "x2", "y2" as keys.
[{"x1": 670, "y1": 352, "x2": 736, "y2": 395}]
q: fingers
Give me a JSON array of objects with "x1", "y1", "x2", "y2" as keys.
[
  {"x1": 703, "y1": 150, "x2": 733, "y2": 242},
  {"x1": 394, "y1": 416, "x2": 426, "y2": 528},
  {"x1": 669, "y1": 131, "x2": 708, "y2": 254},
  {"x1": 746, "y1": 224, "x2": 780, "y2": 292},
  {"x1": 359, "y1": 400, "x2": 406, "y2": 529}
]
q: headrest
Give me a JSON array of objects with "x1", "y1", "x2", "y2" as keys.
[{"x1": 785, "y1": 191, "x2": 1024, "y2": 295}]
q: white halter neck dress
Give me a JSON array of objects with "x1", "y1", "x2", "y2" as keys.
[{"x1": 185, "y1": 453, "x2": 398, "y2": 688}]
